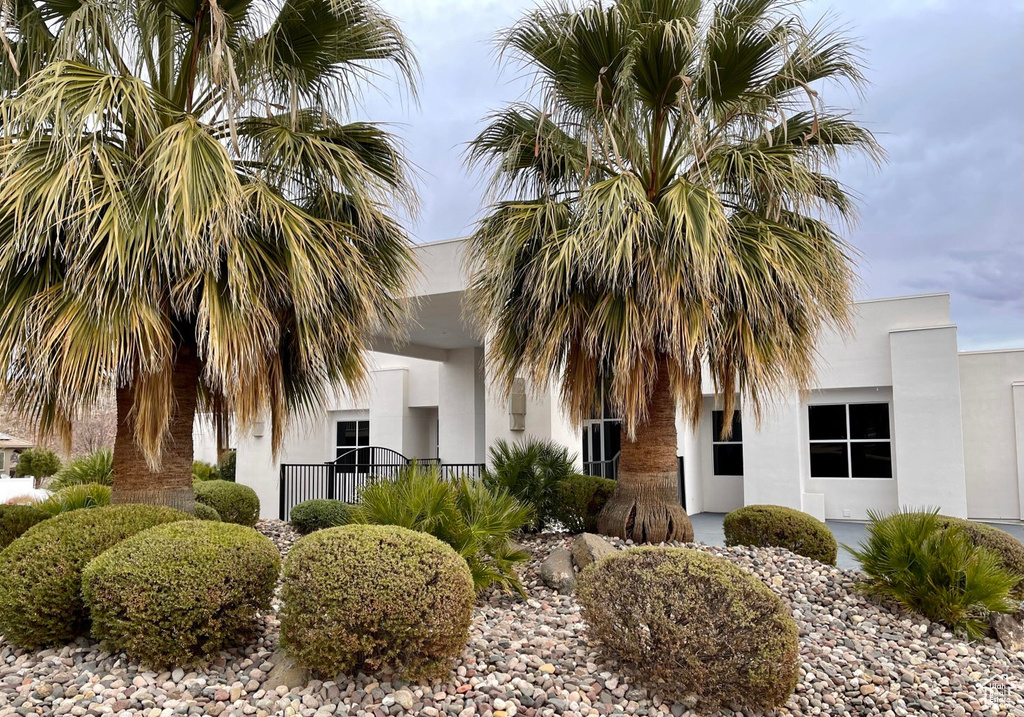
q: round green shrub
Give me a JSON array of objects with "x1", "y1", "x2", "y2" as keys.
[
  {"x1": 938, "y1": 516, "x2": 1024, "y2": 591},
  {"x1": 724, "y1": 504, "x2": 838, "y2": 565},
  {"x1": 289, "y1": 499, "x2": 350, "y2": 535},
  {"x1": 194, "y1": 480, "x2": 259, "y2": 527},
  {"x1": 83, "y1": 521, "x2": 279, "y2": 667},
  {"x1": 577, "y1": 547, "x2": 800, "y2": 713},
  {"x1": 280, "y1": 524, "x2": 474, "y2": 679},
  {"x1": 0, "y1": 504, "x2": 49, "y2": 550},
  {"x1": 0, "y1": 505, "x2": 193, "y2": 649},
  {"x1": 551, "y1": 474, "x2": 616, "y2": 534},
  {"x1": 193, "y1": 503, "x2": 222, "y2": 521},
  {"x1": 11, "y1": 448, "x2": 61, "y2": 479},
  {"x1": 37, "y1": 483, "x2": 112, "y2": 516}
]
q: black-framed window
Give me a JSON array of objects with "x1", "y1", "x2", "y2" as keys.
[
  {"x1": 712, "y1": 410, "x2": 743, "y2": 477},
  {"x1": 808, "y1": 403, "x2": 892, "y2": 479},
  {"x1": 337, "y1": 420, "x2": 370, "y2": 470}
]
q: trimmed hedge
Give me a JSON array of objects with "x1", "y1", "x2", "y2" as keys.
[
  {"x1": 0, "y1": 504, "x2": 49, "y2": 550},
  {"x1": 83, "y1": 521, "x2": 279, "y2": 666},
  {"x1": 938, "y1": 516, "x2": 1024, "y2": 592},
  {"x1": 724, "y1": 504, "x2": 838, "y2": 565},
  {"x1": 0, "y1": 505, "x2": 193, "y2": 649},
  {"x1": 194, "y1": 480, "x2": 259, "y2": 527},
  {"x1": 193, "y1": 503, "x2": 222, "y2": 521},
  {"x1": 289, "y1": 499, "x2": 350, "y2": 535},
  {"x1": 551, "y1": 474, "x2": 616, "y2": 534},
  {"x1": 280, "y1": 524, "x2": 474, "y2": 679},
  {"x1": 577, "y1": 547, "x2": 800, "y2": 712}
]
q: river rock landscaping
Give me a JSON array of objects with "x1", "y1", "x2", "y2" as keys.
[{"x1": 0, "y1": 519, "x2": 1021, "y2": 717}]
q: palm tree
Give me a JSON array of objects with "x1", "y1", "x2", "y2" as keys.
[
  {"x1": 0, "y1": 0, "x2": 417, "y2": 511},
  {"x1": 467, "y1": 0, "x2": 882, "y2": 543}
]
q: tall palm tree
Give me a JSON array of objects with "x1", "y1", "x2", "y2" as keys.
[
  {"x1": 0, "y1": 0, "x2": 417, "y2": 511},
  {"x1": 467, "y1": 0, "x2": 882, "y2": 543}
]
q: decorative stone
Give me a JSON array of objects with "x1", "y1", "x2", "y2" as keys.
[
  {"x1": 540, "y1": 549, "x2": 575, "y2": 594},
  {"x1": 571, "y1": 533, "x2": 616, "y2": 570},
  {"x1": 990, "y1": 612, "x2": 1024, "y2": 652},
  {"x1": 263, "y1": 649, "x2": 308, "y2": 692}
]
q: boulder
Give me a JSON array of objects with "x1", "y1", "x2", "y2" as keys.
[
  {"x1": 990, "y1": 612, "x2": 1024, "y2": 652},
  {"x1": 264, "y1": 649, "x2": 308, "y2": 692},
  {"x1": 572, "y1": 532, "x2": 617, "y2": 570},
  {"x1": 540, "y1": 548, "x2": 576, "y2": 594}
]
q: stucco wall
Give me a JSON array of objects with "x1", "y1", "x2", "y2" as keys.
[{"x1": 959, "y1": 349, "x2": 1024, "y2": 520}]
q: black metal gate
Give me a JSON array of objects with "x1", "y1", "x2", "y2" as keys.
[{"x1": 278, "y1": 448, "x2": 485, "y2": 519}]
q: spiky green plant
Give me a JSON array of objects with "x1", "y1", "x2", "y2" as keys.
[
  {"x1": 847, "y1": 509, "x2": 1018, "y2": 639},
  {"x1": 0, "y1": 0, "x2": 417, "y2": 511},
  {"x1": 483, "y1": 438, "x2": 577, "y2": 531},
  {"x1": 192, "y1": 461, "x2": 221, "y2": 482},
  {"x1": 48, "y1": 449, "x2": 114, "y2": 490},
  {"x1": 467, "y1": 0, "x2": 882, "y2": 543},
  {"x1": 352, "y1": 465, "x2": 534, "y2": 594},
  {"x1": 36, "y1": 483, "x2": 112, "y2": 516}
]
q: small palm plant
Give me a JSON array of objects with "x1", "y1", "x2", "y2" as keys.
[
  {"x1": 484, "y1": 438, "x2": 577, "y2": 531},
  {"x1": 353, "y1": 465, "x2": 534, "y2": 594},
  {"x1": 48, "y1": 450, "x2": 114, "y2": 491},
  {"x1": 35, "y1": 484, "x2": 112, "y2": 516},
  {"x1": 847, "y1": 509, "x2": 1019, "y2": 638}
]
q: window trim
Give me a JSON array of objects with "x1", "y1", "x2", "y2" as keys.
[
  {"x1": 711, "y1": 409, "x2": 743, "y2": 478},
  {"x1": 808, "y1": 402, "x2": 893, "y2": 480}
]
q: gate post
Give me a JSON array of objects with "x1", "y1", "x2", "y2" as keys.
[{"x1": 278, "y1": 464, "x2": 286, "y2": 520}]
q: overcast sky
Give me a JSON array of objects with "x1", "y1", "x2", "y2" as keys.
[{"x1": 358, "y1": 0, "x2": 1024, "y2": 350}]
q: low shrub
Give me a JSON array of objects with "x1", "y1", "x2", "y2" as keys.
[
  {"x1": 847, "y1": 509, "x2": 1018, "y2": 638},
  {"x1": 483, "y1": 438, "x2": 575, "y2": 531},
  {"x1": 551, "y1": 474, "x2": 616, "y2": 533},
  {"x1": 194, "y1": 480, "x2": 259, "y2": 527},
  {"x1": 11, "y1": 448, "x2": 61, "y2": 480},
  {"x1": 36, "y1": 483, "x2": 111, "y2": 516},
  {"x1": 0, "y1": 504, "x2": 49, "y2": 550},
  {"x1": 83, "y1": 521, "x2": 279, "y2": 666},
  {"x1": 218, "y1": 450, "x2": 237, "y2": 482},
  {"x1": 49, "y1": 449, "x2": 113, "y2": 490},
  {"x1": 192, "y1": 460, "x2": 220, "y2": 482},
  {"x1": 290, "y1": 499, "x2": 350, "y2": 534},
  {"x1": 0, "y1": 505, "x2": 193, "y2": 649},
  {"x1": 280, "y1": 524, "x2": 474, "y2": 679},
  {"x1": 724, "y1": 504, "x2": 838, "y2": 565},
  {"x1": 193, "y1": 503, "x2": 222, "y2": 521},
  {"x1": 577, "y1": 547, "x2": 800, "y2": 712},
  {"x1": 353, "y1": 466, "x2": 532, "y2": 593},
  {"x1": 936, "y1": 516, "x2": 1024, "y2": 594}
]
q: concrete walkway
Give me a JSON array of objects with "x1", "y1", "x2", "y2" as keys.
[{"x1": 690, "y1": 511, "x2": 1024, "y2": 571}]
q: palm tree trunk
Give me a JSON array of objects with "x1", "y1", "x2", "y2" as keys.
[
  {"x1": 111, "y1": 346, "x2": 197, "y2": 512},
  {"x1": 597, "y1": 357, "x2": 693, "y2": 543}
]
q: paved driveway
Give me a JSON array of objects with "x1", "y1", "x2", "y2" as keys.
[{"x1": 690, "y1": 511, "x2": 1024, "y2": 571}]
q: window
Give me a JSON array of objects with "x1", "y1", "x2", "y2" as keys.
[
  {"x1": 336, "y1": 420, "x2": 370, "y2": 471},
  {"x1": 582, "y1": 378, "x2": 621, "y2": 480},
  {"x1": 808, "y1": 403, "x2": 892, "y2": 478},
  {"x1": 712, "y1": 410, "x2": 743, "y2": 476}
]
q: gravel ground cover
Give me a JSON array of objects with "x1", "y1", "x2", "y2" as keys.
[{"x1": 0, "y1": 519, "x2": 1021, "y2": 717}]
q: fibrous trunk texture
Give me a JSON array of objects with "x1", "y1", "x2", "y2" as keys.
[
  {"x1": 112, "y1": 346, "x2": 197, "y2": 513},
  {"x1": 597, "y1": 357, "x2": 693, "y2": 543}
]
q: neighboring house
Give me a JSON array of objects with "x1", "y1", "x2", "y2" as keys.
[
  {"x1": 230, "y1": 238, "x2": 1024, "y2": 523},
  {"x1": 0, "y1": 431, "x2": 34, "y2": 478}
]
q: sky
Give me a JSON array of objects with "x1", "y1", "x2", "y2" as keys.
[{"x1": 356, "y1": 0, "x2": 1024, "y2": 350}]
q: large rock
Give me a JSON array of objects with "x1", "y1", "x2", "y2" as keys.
[
  {"x1": 572, "y1": 532, "x2": 617, "y2": 570},
  {"x1": 540, "y1": 548, "x2": 576, "y2": 594},
  {"x1": 990, "y1": 612, "x2": 1024, "y2": 652},
  {"x1": 264, "y1": 649, "x2": 308, "y2": 692}
]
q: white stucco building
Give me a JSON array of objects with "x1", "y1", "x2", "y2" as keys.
[{"x1": 232, "y1": 238, "x2": 1024, "y2": 524}]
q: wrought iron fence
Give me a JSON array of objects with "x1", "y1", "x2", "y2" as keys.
[{"x1": 278, "y1": 448, "x2": 486, "y2": 519}]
